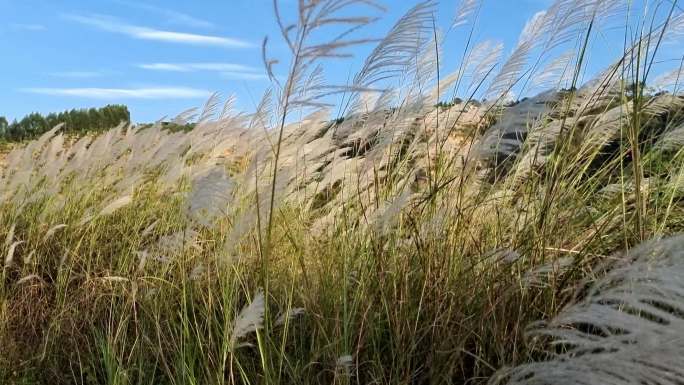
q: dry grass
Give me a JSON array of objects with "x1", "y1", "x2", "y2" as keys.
[{"x1": 0, "y1": 143, "x2": 13, "y2": 168}]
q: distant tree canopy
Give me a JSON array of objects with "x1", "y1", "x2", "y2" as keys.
[{"x1": 0, "y1": 105, "x2": 130, "y2": 142}]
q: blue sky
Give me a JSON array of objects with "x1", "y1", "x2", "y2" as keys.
[{"x1": 0, "y1": 0, "x2": 681, "y2": 123}]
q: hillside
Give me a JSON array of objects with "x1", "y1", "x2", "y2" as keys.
[{"x1": 1, "y1": 78, "x2": 683, "y2": 383}]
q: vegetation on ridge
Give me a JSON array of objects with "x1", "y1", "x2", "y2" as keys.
[{"x1": 0, "y1": 105, "x2": 130, "y2": 142}]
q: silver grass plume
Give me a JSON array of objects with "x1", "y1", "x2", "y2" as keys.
[
  {"x1": 374, "y1": 87, "x2": 398, "y2": 111},
  {"x1": 187, "y1": 167, "x2": 235, "y2": 226},
  {"x1": 349, "y1": 90, "x2": 381, "y2": 115},
  {"x1": 579, "y1": 101, "x2": 631, "y2": 154},
  {"x1": 372, "y1": 188, "x2": 414, "y2": 233},
  {"x1": 264, "y1": 0, "x2": 385, "y2": 113},
  {"x1": 230, "y1": 290, "x2": 266, "y2": 349},
  {"x1": 476, "y1": 90, "x2": 558, "y2": 164},
  {"x1": 486, "y1": 0, "x2": 623, "y2": 101},
  {"x1": 98, "y1": 195, "x2": 133, "y2": 217},
  {"x1": 409, "y1": 31, "x2": 443, "y2": 102},
  {"x1": 155, "y1": 228, "x2": 200, "y2": 255},
  {"x1": 172, "y1": 107, "x2": 198, "y2": 126},
  {"x1": 336, "y1": 354, "x2": 354, "y2": 376},
  {"x1": 465, "y1": 40, "x2": 503, "y2": 93},
  {"x1": 664, "y1": 12, "x2": 684, "y2": 42},
  {"x1": 34, "y1": 123, "x2": 64, "y2": 151},
  {"x1": 198, "y1": 91, "x2": 222, "y2": 125},
  {"x1": 3, "y1": 223, "x2": 15, "y2": 250},
  {"x1": 518, "y1": 10, "x2": 547, "y2": 47},
  {"x1": 219, "y1": 94, "x2": 238, "y2": 120},
  {"x1": 274, "y1": 307, "x2": 305, "y2": 326},
  {"x1": 4, "y1": 241, "x2": 24, "y2": 268},
  {"x1": 453, "y1": 0, "x2": 481, "y2": 28},
  {"x1": 261, "y1": 0, "x2": 386, "y2": 237},
  {"x1": 348, "y1": 0, "x2": 437, "y2": 108},
  {"x1": 652, "y1": 67, "x2": 684, "y2": 92},
  {"x1": 491, "y1": 234, "x2": 684, "y2": 385},
  {"x1": 656, "y1": 122, "x2": 684, "y2": 152},
  {"x1": 540, "y1": 0, "x2": 623, "y2": 53},
  {"x1": 249, "y1": 88, "x2": 274, "y2": 137},
  {"x1": 642, "y1": 94, "x2": 684, "y2": 120},
  {"x1": 16, "y1": 274, "x2": 45, "y2": 286},
  {"x1": 43, "y1": 224, "x2": 67, "y2": 242},
  {"x1": 531, "y1": 50, "x2": 575, "y2": 91},
  {"x1": 484, "y1": 10, "x2": 546, "y2": 100}
]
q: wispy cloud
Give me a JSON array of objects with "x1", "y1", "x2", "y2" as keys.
[
  {"x1": 221, "y1": 72, "x2": 270, "y2": 80},
  {"x1": 21, "y1": 87, "x2": 211, "y2": 99},
  {"x1": 114, "y1": 1, "x2": 215, "y2": 29},
  {"x1": 49, "y1": 71, "x2": 104, "y2": 79},
  {"x1": 10, "y1": 23, "x2": 47, "y2": 31},
  {"x1": 63, "y1": 13, "x2": 253, "y2": 48},
  {"x1": 139, "y1": 62, "x2": 269, "y2": 80},
  {"x1": 138, "y1": 62, "x2": 259, "y2": 73}
]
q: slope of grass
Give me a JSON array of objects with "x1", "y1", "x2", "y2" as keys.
[{"x1": 1, "y1": 85, "x2": 682, "y2": 384}]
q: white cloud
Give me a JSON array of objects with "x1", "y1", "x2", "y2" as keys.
[
  {"x1": 114, "y1": 1, "x2": 215, "y2": 29},
  {"x1": 134, "y1": 30, "x2": 248, "y2": 46},
  {"x1": 138, "y1": 62, "x2": 269, "y2": 80},
  {"x1": 221, "y1": 71, "x2": 270, "y2": 80},
  {"x1": 10, "y1": 23, "x2": 46, "y2": 31},
  {"x1": 49, "y1": 71, "x2": 103, "y2": 79},
  {"x1": 161, "y1": 10, "x2": 215, "y2": 29},
  {"x1": 21, "y1": 87, "x2": 211, "y2": 99},
  {"x1": 139, "y1": 63, "x2": 192, "y2": 72},
  {"x1": 138, "y1": 62, "x2": 260, "y2": 73},
  {"x1": 63, "y1": 13, "x2": 253, "y2": 48}
]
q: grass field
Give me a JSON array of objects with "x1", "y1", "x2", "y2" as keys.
[{"x1": 1, "y1": 1, "x2": 684, "y2": 384}]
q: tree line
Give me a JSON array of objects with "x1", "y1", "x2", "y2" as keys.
[{"x1": 0, "y1": 105, "x2": 130, "y2": 142}]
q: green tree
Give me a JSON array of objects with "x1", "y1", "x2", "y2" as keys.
[
  {"x1": 0, "y1": 105, "x2": 131, "y2": 142},
  {"x1": 7, "y1": 119, "x2": 22, "y2": 140},
  {"x1": 0, "y1": 117, "x2": 7, "y2": 140},
  {"x1": 19, "y1": 113, "x2": 48, "y2": 138}
]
